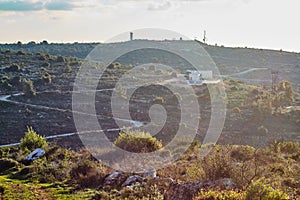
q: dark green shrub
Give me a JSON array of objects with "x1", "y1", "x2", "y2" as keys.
[
  {"x1": 20, "y1": 126, "x2": 47, "y2": 151},
  {"x1": 114, "y1": 130, "x2": 163, "y2": 153},
  {"x1": 0, "y1": 158, "x2": 18, "y2": 172}
]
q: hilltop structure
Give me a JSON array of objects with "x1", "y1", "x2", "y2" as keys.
[{"x1": 185, "y1": 70, "x2": 219, "y2": 85}]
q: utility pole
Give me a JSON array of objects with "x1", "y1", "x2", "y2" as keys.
[
  {"x1": 203, "y1": 30, "x2": 207, "y2": 44},
  {"x1": 130, "y1": 32, "x2": 133, "y2": 41}
]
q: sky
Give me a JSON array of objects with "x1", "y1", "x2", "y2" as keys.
[{"x1": 0, "y1": 0, "x2": 299, "y2": 52}]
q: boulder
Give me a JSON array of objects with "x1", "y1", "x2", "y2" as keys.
[
  {"x1": 22, "y1": 148, "x2": 45, "y2": 165},
  {"x1": 104, "y1": 171, "x2": 123, "y2": 185},
  {"x1": 121, "y1": 175, "x2": 143, "y2": 187}
]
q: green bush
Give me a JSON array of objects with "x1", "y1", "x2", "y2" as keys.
[
  {"x1": 114, "y1": 130, "x2": 163, "y2": 153},
  {"x1": 245, "y1": 180, "x2": 290, "y2": 200},
  {"x1": 20, "y1": 126, "x2": 47, "y2": 151}
]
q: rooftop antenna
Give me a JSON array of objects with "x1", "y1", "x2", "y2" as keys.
[
  {"x1": 130, "y1": 32, "x2": 133, "y2": 41},
  {"x1": 203, "y1": 30, "x2": 207, "y2": 44}
]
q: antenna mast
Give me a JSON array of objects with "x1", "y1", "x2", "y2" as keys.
[{"x1": 203, "y1": 30, "x2": 207, "y2": 44}]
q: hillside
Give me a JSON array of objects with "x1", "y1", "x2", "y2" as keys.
[
  {"x1": 0, "y1": 43, "x2": 299, "y2": 199},
  {"x1": 1, "y1": 40, "x2": 299, "y2": 88}
]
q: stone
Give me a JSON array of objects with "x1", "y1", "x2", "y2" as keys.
[
  {"x1": 104, "y1": 171, "x2": 123, "y2": 185},
  {"x1": 22, "y1": 148, "x2": 45, "y2": 165},
  {"x1": 121, "y1": 175, "x2": 143, "y2": 187},
  {"x1": 143, "y1": 167, "x2": 157, "y2": 179}
]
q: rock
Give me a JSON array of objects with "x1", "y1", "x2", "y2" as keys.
[
  {"x1": 214, "y1": 178, "x2": 235, "y2": 190},
  {"x1": 104, "y1": 171, "x2": 123, "y2": 185},
  {"x1": 164, "y1": 181, "x2": 204, "y2": 200},
  {"x1": 164, "y1": 178, "x2": 235, "y2": 200},
  {"x1": 143, "y1": 167, "x2": 157, "y2": 179},
  {"x1": 121, "y1": 175, "x2": 143, "y2": 187},
  {"x1": 22, "y1": 148, "x2": 45, "y2": 165}
]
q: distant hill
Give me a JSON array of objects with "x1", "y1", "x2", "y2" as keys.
[{"x1": 1, "y1": 40, "x2": 299, "y2": 87}]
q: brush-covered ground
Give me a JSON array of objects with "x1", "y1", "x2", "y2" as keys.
[
  {"x1": 0, "y1": 48, "x2": 299, "y2": 199},
  {"x1": 0, "y1": 133, "x2": 299, "y2": 199}
]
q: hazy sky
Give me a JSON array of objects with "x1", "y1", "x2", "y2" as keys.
[{"x1": 0, "y1": 0, "x2": 299, "y2": 52}]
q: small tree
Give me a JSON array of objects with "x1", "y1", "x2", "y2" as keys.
[{"x1": 20, "y1": 126, "x2": 47, "y2": 151}]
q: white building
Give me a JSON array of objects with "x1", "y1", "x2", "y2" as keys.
[{"x1": 186, "y1": 70, "x2": 213, "y2": 84}]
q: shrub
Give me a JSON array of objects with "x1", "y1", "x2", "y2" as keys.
[
  {"x1": 171, "y1": 71, "x2": 178, "y2": 78},
  {"x1": 196, "y1": 190, "x2": 244, "y2": 200},
  {"x1": 232, "y1": 107, "x2": 241, "y2": 113},
  {"x1": 41, "y1": 72, "x2": 52, "y2": 84},
  {"x1": 201, "y1": 146, "x2": 233, "y2": 180},
  {"x1": 64, "y1": 64, "x2": 72, "y2": 73},
  {"x1": 231, "y1": 146, "x2": 255, "y2": 162},
  {"x1": 149, "y1": 65, "x2": 156, "y2": 71},
  {"x1": 257, "y1": 125, "x2": 268, "y2": 135},
  {"x1": 57, "y1": 56, "x2": 66, "y2": 62},
  {"x1": 186, "y1": 161, "x2": 205, "y2": 180},
  {"x1": 22, "y1": 79, "x2": 37, "y2": 96},
  {"x1": 279, "y1": 141, "x2": 299, "y2": 154},
  {"x1": 119, "y1": 185, "x2": 163, "y2": 200},
  {"x1": 114, "y1": 130, "x2": 163, "y2": 153},
  {"x1": 245, "y1": 180, "x2": 290, "y2": 200},
  {"x1": 4, "y1": 64, "x2": 21, "y2": 72},
  {"x1": 20, "y1": 126, "x2": 47, "y2": 151},
  {"x1": 70, "y1": 160, "x2": 106, "y2": 188},
  {"x1": 30, "y1": 159, "x2": 65, "y2": 183},
  {"x1": 0, "y1": 158, "x2": 18, "y2": 172}
]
